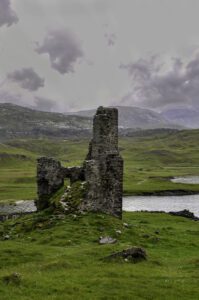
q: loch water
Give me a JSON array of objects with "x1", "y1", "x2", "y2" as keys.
[{"x1": 123, "y1": 194, "x2": 199, "y2": 217}]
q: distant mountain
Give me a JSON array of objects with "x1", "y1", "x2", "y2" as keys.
[
  {"x1": 161, "y1": 107, "x2": 199, "y2": 128},
  {"x1": 0, "y1": 103, "x2": 92, "y2": 140},
  {"x1": 0, "y1": 103, "x2": 184, "y2": 141},
  {"x1": 67, "y1": 106, "x2": 182, "y2": 130}
]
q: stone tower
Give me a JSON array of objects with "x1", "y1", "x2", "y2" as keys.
[{"x1": 83, "y1": 107, "x2": 123, "y2": 218}]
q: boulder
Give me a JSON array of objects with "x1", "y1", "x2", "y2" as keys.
[
  {"x1": 99, "y1": 236, "x2": 117, "y2": 245},
  {"x1": 104, "y1": 247, "x2": 147, "y2": 263}
]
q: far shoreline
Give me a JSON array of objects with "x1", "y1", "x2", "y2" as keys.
[{"x1": 123, "y1": 189, "x2": 199, "y2": 197}]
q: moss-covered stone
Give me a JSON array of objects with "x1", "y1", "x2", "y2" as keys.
[
  {"x1": 59, "y1": 181, "x2": 88, "y2": 213},
  {"x1": 48, "y1": 181, "x2": 88, "y2": 214}
]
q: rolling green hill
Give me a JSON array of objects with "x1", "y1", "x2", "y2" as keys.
[
  {"x1": 0, "y1": 211, "x2": 198, "y2": 300},
  {"x1": 0, "y1": 128, "x2": 199, "y2": 300},
  {"x1": 0, "y1": 129, "x2": 199, "y2": 202}
]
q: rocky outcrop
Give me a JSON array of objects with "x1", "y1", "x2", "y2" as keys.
[
  {"x1": 36, "y1": 106, "x2": 123, "y2": 218},
  {"x1": 104, "y1": 247, "x2": 147, "y2": 263}
]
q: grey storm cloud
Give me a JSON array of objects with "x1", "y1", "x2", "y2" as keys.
[
  {"x1": 35, "y1": 29, "x2": 84, "y2": 74},
  {"x1": 34, "y1": 96, "x2": 57, "y2": 112},
  {"x1": 0, "y1": 0, "x2": 18, "y2": 28},
  {"x1": 104, "y1": 33, "x2": 116, "y2": 47},
  {"x1": 120, "y1": 54, "x2": 199, "y2": 110},
  {"x1": 0, "y1": 90, "x2": 55, "y2": 111},
  {"x1": 7, "y1": 68, "x2": 45, "y2": 91}
]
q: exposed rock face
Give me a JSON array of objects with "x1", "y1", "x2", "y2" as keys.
[
  {"x1": 36, "y1": 157, "x2": 64, "y2": 210},
  {"x1": 83, "y1": 107, "x2": 123, "y2": 218},
  {"x1": 36, "y1": 106, "x2": 123, "y2": 218}
]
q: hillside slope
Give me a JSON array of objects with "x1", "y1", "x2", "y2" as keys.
[
  {"x1": 0, "y1": 211, "x2": 198, "y2": 300},
  {"x1": 0, "y1": 103, "x2": 92, "y2": 140},
  {"x1": 161, "y1": 107, "x2": 199, "y2": 128},
  {"x1": 1, "y1": 129, "x2": 199, "y2": 202},
  {"x1": 0, "y1": 104, "x2": 185, "y2": 141}
]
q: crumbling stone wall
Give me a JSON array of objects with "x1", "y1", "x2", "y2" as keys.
[
  {"x1": 36, "y1": 106, "x2": 123, "y2": 218},
  {"x1": 36, "y1": 157, "x2": 64, "y2": 210},
  {"x1": 36, "y1": 160, "x2": 84, "y2": 210},
  {"x1": 62, "y1": 166, "x2": 85, "y2": 184}
]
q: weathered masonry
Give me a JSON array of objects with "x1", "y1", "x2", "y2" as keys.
[
  {"x1": 83, "y1": 107, "x2": 123, "y2": 217},
  {"x1": 36, "y1": 106, "x2": 123, "y2": 217}
]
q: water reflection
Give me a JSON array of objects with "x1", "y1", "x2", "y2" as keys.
[{"x1": 171, "y1": 176, "x2": 199, "y2": 184}]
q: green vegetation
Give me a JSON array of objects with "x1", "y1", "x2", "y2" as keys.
[
  {"x1": 0, "y1": 129, "x2": 199, "y2": 299},
  {"x1": 55, "y1": 181, "x2": 88, "y2": 212},
  {"x1": 0, "y1": 143, "x2": 37, "y2": 203},
  {"x1": 0, "y1": 129, "x2": 199, "y2": 203},
  {"x1": 0, "y1": 211, "x2": 198, "y2": 299},
  {"x1": 122, "y1": 129, "x2": 199, "y2": 195}
]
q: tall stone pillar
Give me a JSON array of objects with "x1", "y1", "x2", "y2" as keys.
[{"x1": 83, "y1": 107, "x2": 123, "y2": 218}]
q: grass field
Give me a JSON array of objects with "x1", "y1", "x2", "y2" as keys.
[
  {"x1": 0, "y1": 130, "x2": 199, "y2": 299},
  {"x1": 0, "y1": 129, "x2": 199, "y2": 203},
  {"x1": 0, "y1": 211, "x2": 198, "y2": 300}
]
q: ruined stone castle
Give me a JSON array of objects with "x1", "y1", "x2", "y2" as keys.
[{"x1": 36, "y1": 107, "x2": 123, "y2": 218}]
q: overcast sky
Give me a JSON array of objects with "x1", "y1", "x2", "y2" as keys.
[{"x1": 1, "y1": 0, "x2": 199, "y2": 112}]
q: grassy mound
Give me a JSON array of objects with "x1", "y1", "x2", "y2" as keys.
[{"x1": 0, "y1": 211, "x2": 198, "y2": 299}]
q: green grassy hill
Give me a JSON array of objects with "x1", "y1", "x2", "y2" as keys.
[
  {"x1": 0, "y1": 211, "x2": 198, "y2": 299},
  {"x1": 0, "y1": 129, "x2": 199, "y2": 300},
  {"x1": 0, "y1": 129, "x2": 199, "y2": 203}
]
